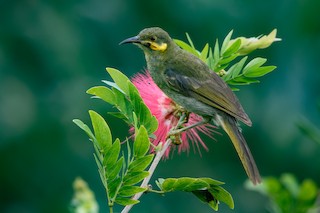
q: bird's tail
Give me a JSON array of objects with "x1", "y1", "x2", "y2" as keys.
[{"x1": 217, "y1": 114, "x2": 261, "y2": 185}]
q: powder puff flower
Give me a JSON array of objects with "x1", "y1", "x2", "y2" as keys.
[{"x1": 131, "y1": 71, "x2": 216, "y2": 158}]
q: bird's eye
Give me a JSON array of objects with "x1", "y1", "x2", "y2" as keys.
[{"x1": 150, "y1": 36, "x2": 156, "y2": 41}]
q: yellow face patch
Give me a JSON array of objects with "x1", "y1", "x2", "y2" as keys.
[{"x1": 149, "y1": 42, "x2": 167, "y2": 51}]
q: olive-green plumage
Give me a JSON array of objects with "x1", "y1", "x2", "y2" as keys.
[{"x1": 120, "y1": 27, "x2": 261, "y2": 184}]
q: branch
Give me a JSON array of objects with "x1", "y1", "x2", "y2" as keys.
[
  {"x1": 121, "y1": 138, "x2": 172, "y2": 213},
  {"x1": 121, "y1": 113, "x2": 188, "y2": 213}
]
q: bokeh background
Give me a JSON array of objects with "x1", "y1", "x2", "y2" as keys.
[{"x1": 1, "y1": 0, "x2": 320, "y2": 212}]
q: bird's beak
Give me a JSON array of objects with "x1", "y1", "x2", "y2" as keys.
[{"x1": 119, "y1": 36, "x2": 140, "y2": 45}]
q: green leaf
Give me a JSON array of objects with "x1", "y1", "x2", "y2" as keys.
[
  {"x1": 200, "y1": 43, "x2": 209, "y2": 61},
  {"x1": 218, "y1": 53, "x2": 239, "y2": 66},
  {"x1": 206, "y1": 48, "x2": 215, "y2": 70},
  {"x1": 223, "y1": 38, "x2": 241, "y2": 57},
  {"x1": 199, "y1": 178, "x2": 224, "y2": 186},
  {"x1": 298, "y1": 179, "x2": 318, "y2": 201},
  {"x1": 244, "y1": 66, "x2": 276, "y2": 77},
  {"x1": 128, "y1": 82, "x2": 146, "y2": 124},
  {"x1": 106, "y1": 67, "x2": 130, "y2": 95},
  {"x1": 104, "y1": 138, "x2": 121, "y2": 168},
  {"x1": 108, "y1": 177, "x2": 121, "y2": 198},
  {"x1": 242, "y1": 57, "x2": 276, "y2": 78},
  {"x1": 243, "y1": 57, "x2": 267, "y2": 74},
  {"x1": 107, "y1": 157, "x2": 124, "y2": 181},
  {"x1": 186, "y1": 33, "x2": 196, "y2": 50},
  {"x1": 144, "y1": 116, "x2": 158, "y2": 134},
  {"x1": 86, "y1": 86, "x2": 115, "y2": 104},
  {"x1": 125, "y1": 139, "x2": 132, "y2": 171},
  {"x1": 209, "y1": 186, "x2": 234, "y2": 209},
  {"x1": 72, "y1": 119, "x2": 95, "y2": 141},
  {"x1": 128, "y1": 154, "x2": 154, "y2": 172},
  {"x1": 132, "y1": 112, "x2": 139, "y2": 133},
  {"x1": 221, "y1": 30, "x2": 233, "y2": 54},
  {"x1": 112, "y1": 88, "x2": 132, "y2": 122},
  {"x1": 94, "y1": 153, "x2": 107, "y2": 188},
  {"x1": 123, "y1": 171, "x2": 149, "y2": 185},
  {"x1": 127, "y1": 81, "x2": 158, "y2": 133},
  {"x1": 102, "y1": 80, "x2": 125, "y2": 94},
  {"x1": 134, "y1": 126, "x2": 150, "y2": 157},
  {"x1": 118, "y1": 186, "x2": 147, "y2": 197},
  {"x1": 161, "y1": 177, "x2": 224, "y2": 192},
  {"x1": 89, "y1": 110, "x2": 112, "y2": 150},
  {"x1": 192, "y1": 190, "x2": 218, "y2": 211},
  {"x1": 115, "y1": 197, "x2": 139, "y2": 206},
  {"x1": 160, "y1": 178, "x2": 177, "y2": 192},
  {"x1": 183, "y1": 179, "x2": 210, "y2": 192},
  {"x1": 174, "y1": 39, "x2": 198, "y2": 56},
  {"x1": 171, "y1": 178, "x2": 199, "y2": 191},
  {"x1": 159, "y1": 177, "x2": 233, "y2": 211},
  {"x1": 213, "y1": 39, "x2": 220, "y2": 66},
  {"x1": 280, "y1": 173, "x2": 299, "y2": 197},
  {"x1": 231, "y1": 57, "x2": 247, "y2": 79},
  {"x1": 227, "y1": 76, "x2": 260, "y2": 85},
  {"x1": 171, "y1": 178, "x2": 208, "y2": 191},
  {"x1": 108, "y1": 112, "x2": 128, "y2": 120},
  {"x1": 156, "y1": 178, "x2": 165, "y2": 190},
  {"x1": 230, "y1": 87, "x2": 240, "y2": 91},
  {"x1": 128, "y1": 81, "x2": 142, "y2": 99},
  {"x1": 223, "y1": 57, "x2": 247, "y2": 80}
]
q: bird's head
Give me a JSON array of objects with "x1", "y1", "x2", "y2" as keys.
[{"x1": 120, "y1": 27, "x2": 173, "y2": 54}]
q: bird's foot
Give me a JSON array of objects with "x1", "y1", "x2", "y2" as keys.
[
  {"x1": 173, "y1": 106, "x2": 190, "y2": 124},
  {"x1": 169, "y1": 117, "x2": 210, "y2": 138}
]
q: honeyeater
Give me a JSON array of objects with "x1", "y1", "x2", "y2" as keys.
[{"x1": 120, "y1": 27, "x2": 261, "y2": 184}]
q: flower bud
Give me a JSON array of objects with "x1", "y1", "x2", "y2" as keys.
[{"x1": 230, "y1": 29, "x2": 281, "y2": 55}]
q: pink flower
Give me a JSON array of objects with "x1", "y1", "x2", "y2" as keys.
[{"x1": 131, "y1": 71, "x2": 216, "y2": 158}]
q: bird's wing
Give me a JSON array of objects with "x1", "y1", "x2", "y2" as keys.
[{"x1": 164, "y1": 67, "x2": 252, "y2": 126}]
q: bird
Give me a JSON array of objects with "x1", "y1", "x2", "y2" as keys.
[{"x1": 120, "y1": 27, "x2": 261, "y2": 184}]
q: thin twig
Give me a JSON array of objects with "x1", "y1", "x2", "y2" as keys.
[
  {"x1": 169, "y1": 118, "x2": 209, "y2": 136},
  {"x1": 121, "y1": 138, "x2": 172, "y2": 213}
]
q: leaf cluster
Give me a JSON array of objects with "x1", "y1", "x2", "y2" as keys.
[
  {"x1": 73, "y1": 68, "x2": 159, "y2": 208},
  {"x1": 174, "y1": 30, "x2": 278, "y2": 91},
  {"x1": 245, "y1": 173, "x2": 320, "y2": 213},
  {"x1": 157, "y1": 177, "x2": 234, "y2": 211},
  {"x1": 87, "y1": 67, "x2": 158, "y2": 133},
  {"x1": 73, "y1": 112, "x2": 154, "y2": 207}
]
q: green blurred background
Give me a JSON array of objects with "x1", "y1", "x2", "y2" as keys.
[{"x1": 1, "y1": 0, "x2": 320, "y2": 212}]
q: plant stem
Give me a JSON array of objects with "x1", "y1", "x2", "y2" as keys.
[
  {"x1": 121, "y1": 138, "x2": 172, "y2": 213},
  {"x1": 147, "y1": 189, "x2": 164, "y2": 194},
  {"x1": 120, "y1": 112, "x2": 188, "y2": 213}
]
